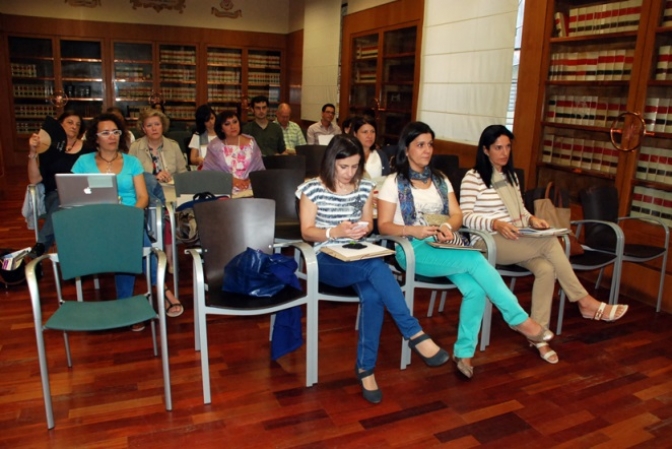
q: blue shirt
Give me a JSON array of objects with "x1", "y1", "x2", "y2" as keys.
[{"x1": 71, "y1": 153, "x2": 143, "y2": 207}]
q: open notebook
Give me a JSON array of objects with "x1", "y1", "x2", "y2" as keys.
[{"x1": 320, "y1": 242, "x2": 394, "y2": 261}]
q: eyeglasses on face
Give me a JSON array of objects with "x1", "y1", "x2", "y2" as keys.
[{"x1": 96, "y1": 130, "x2": 123, "y2": 137}]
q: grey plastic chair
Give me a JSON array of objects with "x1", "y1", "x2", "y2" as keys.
[
  {"x1": 250, "y1": 169, "x2": 305, "y2": 241},
  {"x1": 295, "y1": 145, "x2": 327, "y2": 178}
]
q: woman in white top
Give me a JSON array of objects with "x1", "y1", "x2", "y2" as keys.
[
  {"x1": 351, "y1": 116, "x2": 390, "y2": 179},
  {"x1": 188, "y1": 104, "x2": 217, "y2": 167}
]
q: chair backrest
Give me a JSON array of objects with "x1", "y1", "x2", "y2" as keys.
[
  {"x1": 581, "y1": 186, "x2": 619, "y2": 249},
  {"x1": 174, "y1": 171, "x2": 233, "y2": 196},
  {"x1": 448, "y1": 167, "x2": 469, "y2": 201},
  {"x1": 295, "y1": 145, "x2": 327, "y2": 178},
  {"x1": 250, "y1": 169, "x2": 305, "y2": 221},
  {"x1": 193, "y1": 198, "x2": 276, "y2": 292},
  {"x1": 262, "y1": 154, "x2": 306, "y2": 175},
  {"x1": 52, "y1": 204, "x2": 144, "y2": 280},
  {"x1": 431, "y1": 154, "x2": 459, "y2": 178}
]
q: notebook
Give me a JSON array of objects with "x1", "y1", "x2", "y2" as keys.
[
  {"x1": 320, "y1": 242, "x2": 394, "y2": 261},
  {"x1": 55, "y1": 173, "x2": 120, "y2": 207}
]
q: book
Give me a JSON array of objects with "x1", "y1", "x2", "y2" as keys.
[
  {"x1": 518, "y1": 228, "x2": 570, "y2": 237},
  {"x1": 427, "y1": 241, "x2": 484, "y2": 252},
  {"x1": 320, "y1": 242, "x2": 394, "y2": 262}
]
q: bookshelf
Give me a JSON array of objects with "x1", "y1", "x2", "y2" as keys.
[
  {"x1": 206, "y1": 47, "x2": 242, "y2": 114},
  {"x1": 158, "y1": 44, "x2": 197, "y2": 128},
  {"x1": 113, "y1": 42, "x2": 154, "y2": 123},
  {"x1": 246, "y1": 49, "x2": 281, "y2": 120}
]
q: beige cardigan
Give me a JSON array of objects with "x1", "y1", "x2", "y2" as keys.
[{"x1": 128, "y1": 136, "x2": 188, "y2": 176}]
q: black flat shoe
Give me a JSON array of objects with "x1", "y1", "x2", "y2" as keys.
[
  {"x1": 355, "y1": 366, "x2": 382, "y2": 404},
  {"x1": 409, "y1": 334, "x2": 449, "y2": 367},
  {"x1": 29, "y1": 243, "x2": 45, "y2": 258}
]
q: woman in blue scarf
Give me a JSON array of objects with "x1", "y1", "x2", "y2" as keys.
[{"x1": 377, "y1": 122, "x2": 552, "y2": 379}]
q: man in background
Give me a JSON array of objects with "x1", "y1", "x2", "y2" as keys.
[
  {"x1": 307, "y1": 103, "x2": 341, "y2": 145},
  {"x1": 274, "y1": 103, "x2": 306, "y2": 151},
  {"x1": 242, "y1": 95, "x2": 285, "y2": 156}
]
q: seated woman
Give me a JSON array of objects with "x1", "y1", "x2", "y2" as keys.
[
  {"x1": 188, "y1": 104, "x2": 217, "y2": 167},
  {"x1": 297, "y1": 134, "x2": 449, "y2": 404},
  {"x1": 72, "y1": 112, "x2": 183, "y2": 326},
  {"x1": 351, "y1": 115, "x2": 390, "y2": 179},
  {"x1": 27, "y1": 110, "x2": 90, "y2": 257},
  {"x1": 377, "y1": 121, "x2": 553, "y2": 379},
  {"x1": 460, "y1": 124, "x2": 629, "y2": 363},
  {"x1": 202, "y1": 110, "x2": 265, "y2": 193}
]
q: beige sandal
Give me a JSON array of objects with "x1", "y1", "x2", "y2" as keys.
[
  {"x1": 581, "y1": 301, "x2": 628, "y2": 322},
  {"x1": 530, "y1": 341, "x2": 559, "y2": 364}
]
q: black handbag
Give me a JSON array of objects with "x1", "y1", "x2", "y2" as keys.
[{"x1": 222, "y1": 248, "x2": 301, "y2": 297}]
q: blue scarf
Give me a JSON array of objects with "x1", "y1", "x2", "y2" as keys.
[{"x1": 397, "y1": 167, "x2": 449, "y2": 229}]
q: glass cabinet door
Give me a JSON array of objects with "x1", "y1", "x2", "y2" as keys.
[
  {"x1": 60, "y1": 40, "x2": 104, "y2": 120},
  {"x1": 247, "y1": 49, "x2": 281, "y2": 120},
  {"x1": 159, "y1": 44, "x2": 196, "y2": 129},
  {"x1": 207, "y1": 47, "x2": 242, "y2": 113},
  {"x1": 113, "y1": 42, "x2": 153, "y2": 123},
  {"x1": 9, "y1": 36, "x2": 56, "y2": 135},
  {"x1": 349, "y1": 33, "x2": 379, "y2": 118}
]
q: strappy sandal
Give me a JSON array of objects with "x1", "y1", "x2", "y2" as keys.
[
  {"x1": 529, "y1": 341, "x2": 559, "y2": 364},
  {"x1": 581, "y1": 302, "x2": 628, "y2": 322},
  {"x1": 165, "y1": 290, "x2": 184, "y2": 318},
  {"x1": 511, "y1": 321, "x2": 554, "y2": 344}
]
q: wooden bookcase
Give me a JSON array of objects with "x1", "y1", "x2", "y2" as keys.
[
  {"x1": 0, "y1": 14, "x2": 287, "y2": 165},
  {"x1": 514, "y1": 0, "x2": 672, "y2": 309}
]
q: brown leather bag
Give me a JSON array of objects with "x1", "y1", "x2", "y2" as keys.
[{"x1": 533, "y1": 182, "x2": 584, "y2": 256}]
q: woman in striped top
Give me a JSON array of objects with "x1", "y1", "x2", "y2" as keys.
[
  {"x1": 460, "y1": 125, "x2": 629, "y2": 364},
  {"x1": 377, "y1": 121, "x2": 553, "y2": 380},
  {"x1": 297, "y1": 134, "x2": 449, "y2": 404}
]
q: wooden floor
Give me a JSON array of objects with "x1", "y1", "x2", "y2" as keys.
[{"x1": 2, "y1": 173, "x2": 672, "y2": 449}]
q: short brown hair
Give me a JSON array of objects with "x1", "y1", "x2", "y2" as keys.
[{"x1": 137, "y1": 107, "x2": 170, "y2": 134}]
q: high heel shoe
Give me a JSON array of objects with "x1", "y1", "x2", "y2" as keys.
[
  {"x1": 355, "y1": 366, "x2": 382, "y2": 404},
  {"x1": 511, "y1": 322, "x2": 554, "y2": 344},
  {"x1": 409, "y1": 334, "x2": 449, "y2": 367},
  {"x1": 529, "y1": 341, "x2": 559, "y2": 364},
  {"x1": 453, "y1": 357, "x2": 473, "y2": 380}
]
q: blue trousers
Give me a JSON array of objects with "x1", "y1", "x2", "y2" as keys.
[
  {"x1": 396, "y1": 238, "x2": 529, "y2": 358},
  {"x1": 115, "y1": 231, "x2": 157, "y2": 299},
  {"x1": 37, "y1": 190, "x2": 60, "y2": 249},
  {"x1": 316, "y1": 252, "x2": 422, "y2": 371}
]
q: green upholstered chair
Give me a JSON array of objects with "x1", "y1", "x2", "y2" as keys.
[{"x1": 25, "y1": 204, "x2": 171, "y2": 429}]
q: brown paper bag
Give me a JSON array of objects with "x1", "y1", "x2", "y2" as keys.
[{"x1": 533, "y1": 183, "x2": 584, "y2": 256}]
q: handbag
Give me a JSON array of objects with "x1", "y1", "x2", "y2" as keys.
[
  {"x1": 533, "y1": 182, "x2": 584, "y2": 256},
  {"x1": 174, "y1": 192, "x2": 227, "y2": 245},
  {"x1": 222, "y1": 248, "x2": 301, "y2": 297}
]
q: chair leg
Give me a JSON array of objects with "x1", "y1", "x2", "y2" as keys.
[
  {"x1": 595, "y1": 268, "x2": 604, "y2": 291},
  {"x1": 93, "y1": 275, "x2": 100, "y2": 290},
  {"x1": 438, "y1": 291, "x2": 447, "y2": 313},
  {"x1": 194, "y1": 261, "x2": 201, "y2": 352},
  {"x1": 305, "y1": 301, "x2": 318, "y2": 386},
  {"x1": 355, "y1": 304, "x2": 361, "y2": 331},
  {"x1": 199, "y1": 305, "x2": 212, "y2": 404},
  {"x1": 656, "y1": 253, "x2": 668, "y2": 312},
  {"x1": 427, "y1": 291, "x2": 437, "y2": 317},
  {"x1": 63, "y1": 332, "x2": 72, "y2": 368},
  {"x1": 269, "y1": 314, "x2": 276, "y2": 341},
  {"x1": 479, "y1": 299, "x2": 493, "y2": 351},
  {"x1": 509, "y1": 277, "x2": 516, "y2": 291},
  {"x1": 36, "y1": 327, "x2": 55, "y2": 429},
  {"x1": 556, "y1": 289, "x2": 566, "y2": 335}
]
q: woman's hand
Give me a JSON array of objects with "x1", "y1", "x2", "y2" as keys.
[
  {"x1": 493, "y1": 219, "x2": 520, "y2": 240},
  {"x1": 529, "y1": 215, "x2": 549, "y2": 229},
  {"x1": 232, "y1": 177, "x2": 250, "y2": 191},
  {"x1": 436, "y1": 224, "x2": 455, "y2": 242},
  {"x1": 155, "y1": 170, "x2": 172, "y2": 183},
  {"x1": 28, "y1": 133, "x2": 40, "y2": 153},
  {"x1": 407, "y1": 225, "x2": 440, "y2": 240},
  {"x1": 332, "y1": 221, "x2": 369, "y2": 241}
]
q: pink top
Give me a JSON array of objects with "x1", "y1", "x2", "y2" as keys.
[{"x1": 201, "y1": 134, "x2": 265, "y2": 192}]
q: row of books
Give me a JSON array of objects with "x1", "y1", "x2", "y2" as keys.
[
  {"x1": 248, "y1": 54, "x2": 281, "y2": 69},
  {"x1": 115, "y1": 66, "x2": 152, "y2": 80},
  {"x1": 161, "y1": 86, "x2": 196, "y2": 101},
  {"x1": 548, "y1": 49, "x2": 633, "y2": 81},
  {"x1": 248, "y1": 73, "x2": 280, "y2": 85},
  {"x1": 631, "y1": 186, "x2": 672, "y2": 226},
  {"x1": 207, "y1": 53, "x2": 242, "y2": 66},
  {"x1": 643, "y1": 97, "x2": 672, "y2": 133},
  {"x1": 542, "y1": 134, "x2": 619, "y2": 175},
  {"x1": 208, "y1": 71, "x2": 241, "y2": 84},
  {"x1": 636, "y1": 145, "x2": 672, "y2": 185},
  {"x1": 15, "y1": 104, "x2": 56, "y2": 118},
  {"x1": 554, "y1": 0, "x2": 642, "y2": 37},
  {"x1": 356, "y1": 44, "x2": 378, "y2": 59},
  {"x1": 11, "y1": 63, "x2": 39, "y2": 78},
  {"x1": 165, "y1": 105, "x2": 196, "y2": 120},
  {"x1": 115, "y1": 86, "x2": 152, "y2": 99},
  {"x1": 546, "y1": 95, "x2": 627, "y2": 127},
  {"x1": 663, "y1": 0, "x2": 672, "y2": 27},
  {"x1": 654, "y1": 45, "x2": 672, "y2": 80},
  {"x1": 16, "y1": 121, "x2": 43, "y2": 134},
  {"x1": 159, "y1": 49, "x2": 196, "y2": 65},
  {"x1": 13, "y1": 84, "x2": 54, "y2": 99},
  {"x1": 159, "y1": 68, "x2": 196, "y2": 82}
]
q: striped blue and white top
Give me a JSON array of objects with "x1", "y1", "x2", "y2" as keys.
[{"x1": 296, "y1": 178, "x2": 375, "y2": 251}]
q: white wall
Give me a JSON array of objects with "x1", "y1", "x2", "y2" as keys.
[
  {"x1": 301, "y1": 0, "x2": 341, "y2": 121},
  {"x1": 419, "y1": 0, "x2": 519, "y2": 144},
  {"x1": 0, "y1": 0, "x2": 290, "y2": 34},
  {"x1": 346, "y1": 0, "x2": 395, "y2": 15}
]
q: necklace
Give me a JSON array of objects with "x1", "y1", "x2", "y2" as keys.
[
  {"x1": 65, "y1": 139, "x2": 78, "y2": 153},
  {"x1": 335, "y1": 180, "x2": 354, "y2": 194},
  {"x1": 98, "y1": 152, "x2": 119, "y2": 173}
]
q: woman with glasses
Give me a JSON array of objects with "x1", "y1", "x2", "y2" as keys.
[
  {"x1": 72, "y1": 113, "x2": 182, "y2": 328},
  {"x1": 27, "y1": 110, "x2": 89, "y2": 258}
]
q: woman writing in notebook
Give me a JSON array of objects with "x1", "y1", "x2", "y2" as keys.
[
  {"x1": 297, "y1": 133, "x2": 449, "y2": 404},
  {"x1": 377, "y1": 122, "x2": 553, "y2": 379},
  {"x1": 460, "y1": 124, "x2": 629, "y2": 364},
  {"x1": 27, "y1": 110, "x2": 89, "y2": 258},
  {"x1": 72, "y1": 112, "x2": 183, "y2": 326}
]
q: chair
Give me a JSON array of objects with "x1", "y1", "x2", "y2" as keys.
[
  {"x1": 431, "y1": 154, "x2": 459, "y2": 178},
  {"x1": 262, "y1": 154, "x2": 306, "y2": 175},
  {"x1": 187, "y1": 198, "x2": 318, "y2": 403},
  {"x1": 165, "y1": 130, "x2": 192, "y2": 166},
  {"x1": 166, "y1": 170, "x2": 234, "y2": 298},
  {"x1": 580, "y1": 186, "x2": 669, "y2": 312},
  {"x1": 295, "y1": 144, "x2": 327, "y2": 178},
  {"x1": 25, "y1": 204, "x2": 171, "y2": 429},
  {"x1": 250, "y1": 169, "x2": 305, "y2": 241}
]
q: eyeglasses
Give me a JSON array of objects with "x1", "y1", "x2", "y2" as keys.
[{"x1": 96, "y1": 130, "x2": 123, "y2": 137}]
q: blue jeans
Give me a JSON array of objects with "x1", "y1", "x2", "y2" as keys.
[
  {"x1": 37, "y1": 190, "x2": 60, "y2": 249},
  {"x1": 115, "y1": 231, "x2": 157, "y2": 299},
  {"x1": 316, "y1": 252, "x2": 421, "y2": 371},
  {"x1": 396, "y1": 238, "x2": 529, "y2": 358}
]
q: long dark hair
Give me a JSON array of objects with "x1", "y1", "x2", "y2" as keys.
[
  {"x1": 319, "y1": 134, "x2": 364, "y2": 192},
  {"x1": 83, "y1": 113, "x2": 129, "y2": 153},
  {"x1": 475, "y1": 124, "x2": 517, "y2": 187},
  {"x1": 57, "y1": 110, "x2": 85, "y2": 139},
  {"x1": 195, "y1": 104, "x2": 215, "y2": 135},
  {"x1": 214, "y1": 110, "x2": 239, "y2": 140},
  {"x1": 394, "y1": 121, "x2": 441, "y2": 182}
]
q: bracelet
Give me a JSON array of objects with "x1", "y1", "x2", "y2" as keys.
[
  {"x1": 401, "y1": 225, "x2": 406, "y2": 237},
  {"x1": 440, "y1": 222, "x2": 453, "y2": 231},
  {"x1": 28, "y1": 153, "x2": 38, "y2": 160},
  {"x1": 326, "y1": 227, "x2": 333, "y2": 241}
]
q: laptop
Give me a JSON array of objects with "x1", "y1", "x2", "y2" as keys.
[{"x1": 55, "y1": 173, "x2": 120, "y2": 207}]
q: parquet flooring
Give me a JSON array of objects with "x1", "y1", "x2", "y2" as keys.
[{"x1": 1, "y1": 172, "x2": 672, "y2": 448}]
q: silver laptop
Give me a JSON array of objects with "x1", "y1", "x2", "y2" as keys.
[{"x1": 55, "y1": 173, "x2": 120, "y2": 207}]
